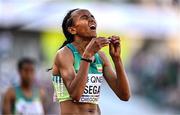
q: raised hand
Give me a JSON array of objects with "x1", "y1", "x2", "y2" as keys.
[
  {"x1": 83, "y1": 37, "x2": 110, "y2": 58},
  {"x1": 108, "y1": 35, "x2": 121, "y2": 59}
]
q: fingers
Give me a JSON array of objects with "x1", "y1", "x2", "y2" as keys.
[
  {"x1": 98, "y1": 37, "x2": 110, "y2": 43},
  {"x1": 101, "y1": 42, "x2": 109, "y2": 47},
  {"x1": 109, "y1": 41, "x2": 114, "y2": 52},
  {"x1": 96, "y1": 37, "x2": 110, "y2": 47},
  {"x1": 94, "y1": 36, "x2": 120, "y2": 48},
  {"x1": 111, "y1": 36, "x2": 120, "y2": 41},
  {"x1": 108, "y1": 36, "x2": 120, "y2": 46}
]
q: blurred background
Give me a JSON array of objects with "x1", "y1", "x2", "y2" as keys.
[{"x1": 0, "y1": 0, "x2": 180, "y2": 114}]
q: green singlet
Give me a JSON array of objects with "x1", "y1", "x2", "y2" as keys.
[
  {"x1": 52, "y1": 43, "x2": 103, "y2": 104},
  {"x1": 13, "y1": 86, "x2": 44, "y2": 114}
]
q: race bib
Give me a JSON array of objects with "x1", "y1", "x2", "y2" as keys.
[{"x1": 79, "y1": 74, "x2": 103, "y2": 104}]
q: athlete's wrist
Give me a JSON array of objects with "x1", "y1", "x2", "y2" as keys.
[
  {"x1": 112, "y1": 56, "x2": 121, "y2": 61},
  {"x1": 81, "y1": 58, "x2": 92, "y2": 63}
]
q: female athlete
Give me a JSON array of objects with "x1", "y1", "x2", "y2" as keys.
[{"x1": 51, "y1": 8, "x2": 131, "y2": 115}]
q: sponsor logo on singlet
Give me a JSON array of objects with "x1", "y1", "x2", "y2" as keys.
[{"x1": 79, "y1": 74, "x2": 103, "y2": 104}]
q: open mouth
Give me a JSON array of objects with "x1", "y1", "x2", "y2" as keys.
[{"x1": 89, "y1": 24, "x2": 96, "y2": 31}]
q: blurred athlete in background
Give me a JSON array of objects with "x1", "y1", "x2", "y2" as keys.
[{"x1": 2, "y1": 58, "x2": 45, "y2": 114}]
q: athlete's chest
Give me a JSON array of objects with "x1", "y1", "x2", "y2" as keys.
[{"x1": 74, "y1": 62, "x2": 103, "y2": 74}]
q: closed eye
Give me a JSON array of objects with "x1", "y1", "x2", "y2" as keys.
[
  {"x1": 80, "y1": 15, "x2": 88, "y2": 20},
  {"x1": 80, "y1": 14, "x2": 95, "y2": 20}
]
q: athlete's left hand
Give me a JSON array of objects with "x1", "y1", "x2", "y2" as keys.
[{"x1": 108, "y1": 35, "x2": 121, "y2": 59}]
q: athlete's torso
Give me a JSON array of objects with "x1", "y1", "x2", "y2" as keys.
[
  {"x1": 52, "y1": 43, "x2": 104, "y2": 115},
  {"x1": 13, "y1": 86, "x2": 44, "y2": 114},
  {"x1": 60, "y1": 100, "x2": 101, "y2": 115}
]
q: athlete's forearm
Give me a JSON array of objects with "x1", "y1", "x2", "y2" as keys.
[
  {"x1": 113, "y1": 57, "x2": 130, "y2": 101},
  {"x1": 69, "y1": 53, "x2": 91, "y2": 101}
]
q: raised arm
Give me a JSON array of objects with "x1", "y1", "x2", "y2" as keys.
[
  {"x1": 99, "y1": 36, "x2": 131, "y2": 101},
  {"x1": 52, "y1": 38, "x2": 109, "y2": 101}
]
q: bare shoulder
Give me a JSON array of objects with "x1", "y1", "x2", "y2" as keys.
[
  {"x1": 2, "y1": 87, "x2": 15, "y2": 114},
  {"x1": 52, "y1": 46, "x2": 74, "y2": 74},
  {"x1": 56, "y1": 46, "x2": 74, "y2": 65},
  {"x1": 4, "y1": 87, "x2": 15, "y2": 100}
]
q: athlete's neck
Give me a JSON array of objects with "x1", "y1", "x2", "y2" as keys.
[
  {"x1": 72, "y1": 36, "x2": 92, "y2": 55},
  {"x1": 21, "y1": 82, "x2": 32, "y2": 91}
]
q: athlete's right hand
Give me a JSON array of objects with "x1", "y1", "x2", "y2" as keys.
[{"x1": 83, "y1": 37, "x2": 110, "y2": 58}]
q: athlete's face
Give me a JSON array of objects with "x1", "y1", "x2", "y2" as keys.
[
  {"x1": 70, "y1": 9, "x2": 97, "y2": 39},
  {"x1": 19, "y1": 63, "x2": 35, "y2": 86}
]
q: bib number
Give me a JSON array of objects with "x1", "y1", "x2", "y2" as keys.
[{"x1": 79, "y1": 74, "x2": 103, "y2": 104}]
